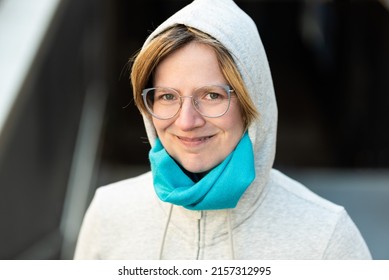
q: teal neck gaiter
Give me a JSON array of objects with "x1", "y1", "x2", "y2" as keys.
[{"x1": 149, "y1": 132, "x2": 256, "y2": 210}]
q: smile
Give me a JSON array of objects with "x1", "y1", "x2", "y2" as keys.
[{"x1": 177, "y1": 135, "x2": 215, "y2": 146}]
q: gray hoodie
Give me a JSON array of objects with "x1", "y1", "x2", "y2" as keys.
[{"x1": 74, "y1": 0, "x2": 371, "y2": 259}]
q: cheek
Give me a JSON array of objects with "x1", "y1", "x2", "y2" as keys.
[
  {"x1": 152, "y1": 119, "x2": 171, "y2": 135},
  {"x1": 223, "y1": 104, "x2": 245, "y2": 133}
]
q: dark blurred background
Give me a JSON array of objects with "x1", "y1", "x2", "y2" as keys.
[{"x1": 0, "y1": 0, "x2": 388, "y2": 260}]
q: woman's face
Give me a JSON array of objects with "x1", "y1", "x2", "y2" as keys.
[{"x1": 152, "y1": 42, "x2": 245, "y2": 173}]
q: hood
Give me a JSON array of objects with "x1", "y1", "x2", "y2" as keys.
[{"x1": 140, "y1": 0, "x2": 278, "y2": 215}]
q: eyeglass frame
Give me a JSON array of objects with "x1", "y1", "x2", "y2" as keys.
[{"x1": 141, "y1": 85, "x2": 235, "y2": 120}]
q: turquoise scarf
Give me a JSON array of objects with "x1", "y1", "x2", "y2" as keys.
[{"x1": 149, "y1": 132, "x2": 255, "y2": 210}]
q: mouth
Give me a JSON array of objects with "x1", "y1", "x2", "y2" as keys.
[{"x1": 177, "y1": 135, "x2": 215, "y2": 146}]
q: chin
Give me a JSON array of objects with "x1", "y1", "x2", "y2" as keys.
[
  {"x1": 182, "y1": 164, "x2": 209, "y2": 174},
  {"x1": 180, "y1": 158, "x2": 220, "y2": 174}
]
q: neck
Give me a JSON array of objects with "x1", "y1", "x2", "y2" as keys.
[{"x1": 177, "y1": 161, "x2": 208, "y2": 183}]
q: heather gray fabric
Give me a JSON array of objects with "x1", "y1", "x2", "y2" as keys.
[{"x1": 74, "y1": 0, "x2": 371, "y2": 259}]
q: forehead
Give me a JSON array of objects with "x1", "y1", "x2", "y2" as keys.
[{"x1": 153, "y1": 42, "x2": 227, "y2": 89}]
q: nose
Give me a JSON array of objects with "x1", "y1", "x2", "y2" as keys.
[{"x1": 174, "y1": 97, "x2": 206, "y2": 131}]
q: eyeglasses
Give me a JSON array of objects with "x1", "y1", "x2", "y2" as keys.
[{"x1": 142, "y1": 85, "x2": 234, "y2": 120}]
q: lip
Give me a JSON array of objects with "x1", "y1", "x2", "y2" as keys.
[{"x1": 176, "y1": 134, "x2": 215, "y2": 147}]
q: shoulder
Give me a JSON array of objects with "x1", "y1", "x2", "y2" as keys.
[
  {"x1": 84, "y1": 170, "x2": 163, "y2": 233},
  {"x1": 265, "y1": 169, "x2": 345, "y2": 244},
  {"x1": 269, "y1": 168, "x2": 343, "y2": 215},
  {"x1": 96, "y1": 171, "x2": 154, "y2": 200},
  {"x1": 266, "y1": 169, "x2": 371, "y2": 259},
  {"x1": 92, "y1": 171, "x2": 158, "y2": 216},
  {"x1": 75, "y1": 171, "x2": 164, "y2": 259}
]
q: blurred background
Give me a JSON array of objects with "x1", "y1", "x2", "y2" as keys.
[{"x1": 0, "y1": 0, "x2": 388, "y2": 260}]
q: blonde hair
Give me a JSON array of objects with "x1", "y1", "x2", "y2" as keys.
[{"x1": 130, "y1": 24, "x2": 258, "y2": 130}]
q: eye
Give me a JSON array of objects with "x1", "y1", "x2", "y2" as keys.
[
  {"x1": 196, "y1": 86, "x2": 229, "y2": 102},
  {"x1": 161, "y1": 93, "x2": 176, "y2": 101},
  {"x1": 202, "y1": 91, "x2": 223, "y2": 101},
  {"x1": 204, "y1": 92, "x2": 222, "y2": 100},
  {"x1": 154, "y1": 90, "x2": 178, "y2": 103}
]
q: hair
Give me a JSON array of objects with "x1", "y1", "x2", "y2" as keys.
[{"x1": 130, "y1": 24, "x2": 258, "y2": 130}]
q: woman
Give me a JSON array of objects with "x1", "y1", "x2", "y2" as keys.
[{"x1": 75, "y1": 0, "x2": 371, "y2": 259}]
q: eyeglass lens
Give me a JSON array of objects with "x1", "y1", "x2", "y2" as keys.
[{"x1": 143, "y1": 85, "x2": 231, "y2": 119}]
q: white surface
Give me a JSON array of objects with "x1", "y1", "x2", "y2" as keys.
[{"x1": 0, "y1": 0, "x2": 61, "y2": 138}]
